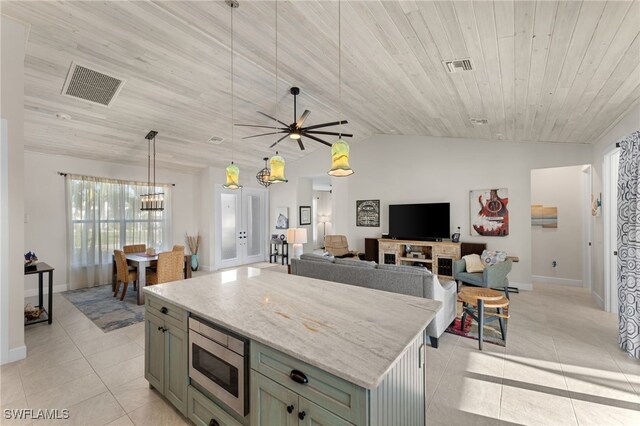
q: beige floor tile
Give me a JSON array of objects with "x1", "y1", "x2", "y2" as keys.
[
  {"x1": 1, "y1": 369, "x2": 25, "y2": 406},
  {"x1": 572, "y1": 398, "x2": 640, "y2": 425},
  {"x1": 110, "y1": 376, "x2": 162, "y2": 414},
  {"x1": 20, "y1": 357, "x2": 94, "y2": 397},
  {"x1": 561, "y1": 362, "x2": 640, "y2": 405},
  {"x1": 25, "y1": 373, "x2": 107, "y2": 412},
  {"x1": 96, "y1": 355, "x2": 145, "y2": 391},
  {"x1": 1, "y1": 396, "x2": 32, "y2": 425},
  {"x1": 127, "y1": 399, "x2": 190, "y2": 426},
  {"x1": 105, "y1": 415, "x2": 135, "y2": 426},
  {"x1": 499, "y1": 384, "x2": 577, "y2": 425},
  {"x1": 33, "y1": 391, "x2": 125, "y2": 426},
  {"x1": 73, "y1": 331, "x2": 132, "y2": 357},
  {"x1": 502, "y1": 354, "x2": 568, "y2": 390},
  {"x1": 86, "y1": 341, "x2": 144, "y2": 371},
  {"x1": 18, "y1": 344, "x2": 83, "y2": 377}
]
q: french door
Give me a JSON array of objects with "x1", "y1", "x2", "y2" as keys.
[{"x1": 215, "y1": 187, "x2": 267, "y2": 269}]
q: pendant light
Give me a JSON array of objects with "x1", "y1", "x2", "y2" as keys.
[
  {"x1": 223, "y1": 0, "x2": 242, "y2": 189},
  {"x1": 141, "y1": 130, "x2": 164, "y2": 211},
  {"x1": 268, "y1": 151, "x2": 287, "y2": 183},
  {"x1": 328, "y1": 0, "x2": 354, "y2": 177},
  {"x1": 256, "y1": 157, "x2": 271, "y2": 187}
]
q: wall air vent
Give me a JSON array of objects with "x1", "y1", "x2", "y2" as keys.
[
  {"x1": 443, "y1": 59, "x2": 473, "y2": 73},
  {"x1": 470, "y1": 118, "x2": 489, "y2": 125},
  {"x1": 61, "y1": 61, "x2": 126, "y2": 107}
]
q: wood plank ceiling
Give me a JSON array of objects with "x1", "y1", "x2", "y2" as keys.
[{"x1": 3, "y1": 1, "x2": 639, "y2": 173}]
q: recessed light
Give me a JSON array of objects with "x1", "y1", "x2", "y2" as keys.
[
  {"x1": 55, "y1": 112, "x2": 72, "y2": 120},
  {"x1": 207, "y1": 136, "x2": 224, "y2": 145}
]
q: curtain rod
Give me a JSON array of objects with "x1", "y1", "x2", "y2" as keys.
[{"x1": 57, "y1": 172, "x2": 175, "y2": 187}]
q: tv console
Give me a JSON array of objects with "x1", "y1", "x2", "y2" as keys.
[{"x1": 378, "y1": 239, "x2": 462, "y2": 279}]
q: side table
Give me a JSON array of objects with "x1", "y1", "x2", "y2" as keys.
[
  {"x1": 269, "y1": 239, "x2": 289, "y2": 265},
  {"x1": 24, "y1": 262, "x2": 54, "y2": 325}
]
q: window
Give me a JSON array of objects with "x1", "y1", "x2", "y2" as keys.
[{"x1": 66, "y1": 175, "x2": 171, "y2": 288}]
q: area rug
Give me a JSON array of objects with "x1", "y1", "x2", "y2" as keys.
[
  {"x1": 62, "y1": 284, "x2": 144, "y2": 332},
  {"x1": 445, "y1": 301, "x2": 507, "y2": 347}
]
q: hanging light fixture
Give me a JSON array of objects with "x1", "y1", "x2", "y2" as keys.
[
  {"x1": 328, "y1": 0, "x2": 354, "y2": 177},
  {"x1": 223, "y1": 0, "x2": 242, "y2": 189},
  {"x1": 268, "y1": 151, "x2": 287, "y2": 183},
  {"x1": 141, "y1": 130, "x2": 165, "y2": 211},
  {"x1": 256, "y1": 157, "x2": 271, "y2": 188}
]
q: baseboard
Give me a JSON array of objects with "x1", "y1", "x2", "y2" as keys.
[
  {"x1": 23, "y1": 284, "x2": 68, "y2": 298},
  {"x1": 508, "y1": 281, "x2": 533, "y2": 291},
  {"x1": 531, "y1": 275, "x2": 583, "y2": 287},
  {"x1": 199, "y1": 265, "x2": 216, "y2": 272},
  {"x1": 592, "y1": 290, "x2": 605, "y2": 309},
  {"x1": 7, "y1": 345, "x2": 26, "y2": 363}
]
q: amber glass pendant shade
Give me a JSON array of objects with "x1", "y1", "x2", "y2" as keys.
[
  {"x1": 268, "y1": 153, "x2": 287, "y2": 183},
  {"x1": 328, "y1": 139, "x2": 354, "y2": 177},
  {"x1": 223, "y1": 162, "x2": 242, "y2": 189}
]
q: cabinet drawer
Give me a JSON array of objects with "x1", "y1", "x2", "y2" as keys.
[
  {"x1": 146, "y1": 296, "x2": 187, "y2": 330},
  {"x1": 187, "y1": 386, "x2": 242, "y2": 426},
  {"x1": 435, "y1": 245, "x2": 460, "y2": 256},
  {"x1": 378, "y1": 242, "x2": 397, "y2": 251},
  {"x1": 251, "y1": 341, "x2": 365, "y2": 425}
]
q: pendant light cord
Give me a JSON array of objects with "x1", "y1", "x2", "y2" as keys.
[
  {"x1": 153, "y1": 135, "x2": 156, "y2": 190},
  {"x1": 275, "y1": 0, "x2": 278, "y2": 128},
  {"x1": 338, "y1": 0, "x2": 342, "y2": 139},
  {"x1": 230, "y1": 3, "x2": 235, "y2": 164}
]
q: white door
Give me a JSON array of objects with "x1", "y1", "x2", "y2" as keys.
[
  {"x1": 216, "y1": 187, "x2": 266, "y2": 269},
  {"x1": 604, "y1": 148, "x2": 620, "y2": 313}
]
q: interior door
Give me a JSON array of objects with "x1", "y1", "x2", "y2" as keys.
[
  {"x1": 216, "y1": 187, "x2": 266, "y2": 269},
  {"x1": 604, "y1": 148, "x2": 620, "y2": 313}
]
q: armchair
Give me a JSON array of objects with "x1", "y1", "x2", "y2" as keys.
[
  {"x1": 324, "y1": 235, "x2": 363, "y2": 259},
  {"x1": 453, "y1": 258, "x2": 513, "y2": 298}
]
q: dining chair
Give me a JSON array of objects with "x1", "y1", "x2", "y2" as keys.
[
  {"x1": 123, "y1": 244, "x2": 146, "y2": 254},
  {"x1": 172, "y1": 245, "x2": 185, "y2": 253},
  {"x1": 114, "y1": 249, "x2": 138, "y2": 301},
  {"x1": 147, "y1": 251, "x2": 184, "y2": 285}
]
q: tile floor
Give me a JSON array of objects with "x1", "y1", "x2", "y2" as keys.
[{"x1": 1, "y1": 272, "x2": 639, "y2": 425}]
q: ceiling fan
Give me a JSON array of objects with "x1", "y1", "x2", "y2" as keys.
[{"x1": 235, "y1": 87, "x2": 352, "y2": 151}]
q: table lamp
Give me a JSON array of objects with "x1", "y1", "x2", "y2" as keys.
[{"x1": 287, "y1": 228, "x2": 307, "y2": 259}]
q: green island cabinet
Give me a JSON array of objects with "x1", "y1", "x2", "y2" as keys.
[{"x1": 145, "y1": 294, "x2": 426, "y2": 426}]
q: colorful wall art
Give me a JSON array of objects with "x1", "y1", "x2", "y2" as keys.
[
  {"x1": 470, "y1": 188, "x2": 509, "y2": 236},
  {"x1": 531, "y1": 204, "x2": 558, "y2": 228}
]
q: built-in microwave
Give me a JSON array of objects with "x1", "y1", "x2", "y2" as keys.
[{"x1": 188, "y1": 316, "x2": 249, "y2": 417}]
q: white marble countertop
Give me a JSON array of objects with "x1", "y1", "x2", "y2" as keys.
[{"x1": 143, "y1": 267, "x2": 441, "y2": 389}]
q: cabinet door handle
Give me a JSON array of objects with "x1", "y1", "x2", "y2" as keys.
[
  {"x1": 286, "y1": 404, "x2": 294, "y2": 414},
  {"x1": 208, "y1": 420, "x2": 219, "y2": 426},
  {"x1": 157, "y1": 326, "x2": 163, "y2": 332},
  {"x1": 298, "y1": 411, "x2": 306, "y2": 420},
  {"x1": 160, "y1": 307, "x2": 168, "y2": 314},
  {"x1": 290, "y1": 369, "x2": 309, "y2": 384}
]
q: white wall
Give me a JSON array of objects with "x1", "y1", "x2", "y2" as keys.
[
  {"x1": 313, "y1": 190, "x2": 331, "y2": 248},
  {"x1": 1, "y1": 15, "x2": 28, "y2": 364},
  {"x1": 531, "y1": 165, "x2": 586, "y2": 284},
  {"x1": 269, "y1": 135, "x2": 592, "y2": 287},
  {"x1": 591, "y1": 102, "x2": 640, "y2": 306},
  {"x1": 23, "y1": 152, "x2": 198, "y2": 295}
]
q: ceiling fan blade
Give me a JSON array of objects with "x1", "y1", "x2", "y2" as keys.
[
  {"x1": 296, "y1": 110, "x2": 311, "y2": 129},
  {"x1": 242, "y1": 131, "x2": 286, "y2": 140},
  {"x1": 304, "y1": 134, "x2": 333, "y2": 148},
  {"x1": 304, "y1": 130, "x2": 353, "y2": 137},
  {"x1": 269, "y1": 134, "x2": 289, "y2": 149},
  {"x1": 257, "y1": 111, "x2": 289, "y2": 128},
  {"x1": 235, "y1": 124, "x2": 286, "y2": 130},
  {"x1": 297, "y1": 138, "x2": 306, "y2": 151},
  {"x1": 302, "y1": 120, "x2": 348, "y2": 131}
]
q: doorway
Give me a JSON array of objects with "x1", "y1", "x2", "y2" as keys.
[
  {"x1": 215, "y1": 187, "x2": 267, "y2": 269},
  {"x1": 603, "y1": 147, "x2": 620, "y2": 313}
]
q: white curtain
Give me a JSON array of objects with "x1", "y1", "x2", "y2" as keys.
[{"x1": 66, "y1": 175, "x2": 172, "y2": 289}]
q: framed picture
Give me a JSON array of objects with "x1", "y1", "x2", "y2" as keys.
[
  {"x1": 299, "y1": 206, "x2": 311, "y2": 226},
  {"x1": 356, "y1": 200, "x2": 380, "y2": 227},
  {"x1": 470, "y1": 188, "x2": 509, "y2": 236},
  {"x1": 275, "y1": 207, "x2": 289, "y2": 229}
]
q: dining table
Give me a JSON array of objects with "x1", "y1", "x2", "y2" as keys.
[{"x1": 112, "y1": 252, "x2": 192, "y2": 305}]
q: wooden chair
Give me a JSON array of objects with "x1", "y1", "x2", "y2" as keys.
[
  {"x1": 147, "y1": 251, "x2": 184, "y2": 285},
  {"x1": 123, "y1": 244, "x2": 146, "y2": 254},
  {"x1": 172, "y1": 245, "x2": 185, "y2": 253},
  {"x1": 114, "y1": 250, "x2": 138, "y2": 301}
]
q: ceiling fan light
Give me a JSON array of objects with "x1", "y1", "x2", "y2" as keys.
[
  {"x1": 289, "y1": 131, "x2": 301, "y2": 140},
  {"x1": 328, "y1": 139, "x2": 354, "y2": 177},
  {"x1": 223, "y1": 162, "x2": 242, "y2": 189},
  {"x1": 268, "y1": 153, "x2": 288, "y2": 183}
]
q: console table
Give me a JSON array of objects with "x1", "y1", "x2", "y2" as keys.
[
  {"x1": 378, "y1": 239, "x2": 461, "y2": 279},
  {"x1": 24, "y1": 262, "x2": 54, "y2": 325}
]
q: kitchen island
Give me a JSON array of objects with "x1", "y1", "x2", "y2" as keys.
[{"x1": 143, "y1": 267, "x2": 441, "y2": 426}]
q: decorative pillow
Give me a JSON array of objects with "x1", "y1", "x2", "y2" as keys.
[
  {"x1": 463, "y1": 254, "x2": 484, "y2": 273},
  {"x1": 481, "y1": 250, "x2": 507, "y2": 267}
]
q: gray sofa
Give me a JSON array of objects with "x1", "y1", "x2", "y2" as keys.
[{"x1": 291, "y1": 254, "x2": 457, "y2": 348}]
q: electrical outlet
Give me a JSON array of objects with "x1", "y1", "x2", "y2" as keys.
[{"x1": 552, "y1": 260, "x2": 557, "y2": 268}]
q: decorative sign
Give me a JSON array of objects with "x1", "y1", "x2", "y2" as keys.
[
  {"x1": 356, "y1": 200, "x2": 380, "y2": 227},
  {"x1": 470, "y1": 189, "x2": 509, "y2": 236}
]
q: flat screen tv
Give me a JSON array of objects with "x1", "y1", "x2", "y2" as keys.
[{"x1": 388, "y1": 203, "x2": 450, "y2": 241}]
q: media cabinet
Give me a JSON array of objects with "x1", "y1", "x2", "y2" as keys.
[{"x1": 377, "y1": 239, "x2": 462, "y2": 279}]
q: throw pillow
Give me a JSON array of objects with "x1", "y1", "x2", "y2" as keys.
[
  {"x1": 463, "y1": 254, "x2": 484, "y2": 273},
  {"x1": 481, "y1": 250, "x2": 507, "y2": 267}
]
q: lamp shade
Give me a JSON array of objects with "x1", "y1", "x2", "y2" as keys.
[
  {"x1": 286, "y1": 228, "x2": 307, "y2": 244},
  {"x1": 318, "y1": 215, "x2": 329, "y2": 223},
  {"x1": 268, "y1": 153, "x2": 287, "y2": 183},
  {"x1": 223, "y1": 162, "x2": 242, "y2": 189},
  {"x1": 328, "y1": 139, "x2": 354, "y2": 177}
]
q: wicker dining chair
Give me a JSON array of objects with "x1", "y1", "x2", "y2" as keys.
[
  {"x1": 114, "y1": 249, "x2": 138, "y2": 301},
  {"x1": 172, "y1": 245, "x2": 185, "y2": 253},
  {"x1": 146, "y1": 251, "x2": 184, "y2": 285},
  {"x1": 123, "y1": 244, "x2": 146, "y2": 254}
]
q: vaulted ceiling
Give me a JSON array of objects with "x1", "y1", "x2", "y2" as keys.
[{"x1": 3, "y1": 1, "x2": 639, "y2": 173}]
